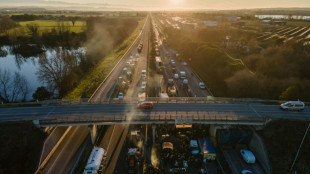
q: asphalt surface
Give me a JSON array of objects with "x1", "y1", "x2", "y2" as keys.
[
  {"x1": 152, "y1": 15, "x2": 211, "y2": 98},
  {"x1": 1, "y1": 103, "x2": 310, "y2": 123},
  {"x1": 91, "y1": 15, "x2": 150, "y2": 102},
  {"x1": 223, "y1": 150, "x2": 265, "y2": 174},
  {"x1": 38, "y1": 15, "x2": 151, "y2": 174},
  {"x1": 41, "y1": 126, "x2": 89, "y2": 174}
]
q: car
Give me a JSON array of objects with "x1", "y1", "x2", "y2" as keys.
[
  {"x1": 174, "y1": 74, "x2": 179, "y2": 79},
  {"x1": 141, "y1": 70, "x2": 146, "y2": 78},
  {"x1": 137, "y1": 101, "x2": 153, "y2": 109},
  {"x1": 199, "y1": 82, "x2": 206, "y2": 89},
  {"x1": 241, "y1": 170, "x2": 253, "y2": 174},
  {"x1": 118, "y1": 92, "x2": 124, "y2": 99},
  {"x1": 126, "y1": 61, "x2": 130, "y2": 66},
  {"x1": 183, "y1": 62, "x2": 187, "y2": 66},
  {"x1": 280, "y1": 100, "x2": 305, "y2": 111},
  {"x1": 141, "y1": 81, "x2": 146, "y2": 90},
  {"x1": 240, "y1": 149, "x2": 256, "y2": 164}
]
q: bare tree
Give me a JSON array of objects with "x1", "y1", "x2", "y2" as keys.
[
  {"x1": 26, "y1": 23, "x2": 39, "y2": 37},
  {"x1": 0, "y1": 69, "x2": 29, "y2": 102},
  {"x1": 37, "y1": 48, "x2": 70, "y2": 91}
]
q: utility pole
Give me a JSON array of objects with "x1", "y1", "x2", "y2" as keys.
[{"x1": 290, "y1": 123, "x2": 310, "y2": 171}]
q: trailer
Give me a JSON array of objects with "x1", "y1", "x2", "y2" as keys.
[
  {"x1": 83, "y1": 147, "x2": 106, "y2": 174},
  {"x1": 198, "y1": 138, "x2": 216, "y2": 161}
]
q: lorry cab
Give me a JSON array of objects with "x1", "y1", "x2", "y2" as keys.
[
  {"x1": 280, "y1": 100, "x2": 305, "y2": 111},
  {"x1": 190, "y1": 140, "x2": 199, "y2": 155}
]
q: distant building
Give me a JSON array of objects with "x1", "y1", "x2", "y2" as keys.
[{"x1": 204, "y1": 21, "x2": 218, "y2": 27}]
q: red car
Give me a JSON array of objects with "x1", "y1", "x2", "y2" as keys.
[{"x1": 137, "y1": 101, "x2": 154, "y2": 109}]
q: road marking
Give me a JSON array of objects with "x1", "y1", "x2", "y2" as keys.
[
  {"x1": 45, "y1": 107, "x2": 55, "y2": 117},
  {"x1": 249, "y1": 105, "x2": 262, "y2": 117}
]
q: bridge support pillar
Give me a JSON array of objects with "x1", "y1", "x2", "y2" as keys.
[
  {"x1": 88, "y1": 125, "x2": 97, "y2": 145},
  {"x1": 152, "y1": 125, "x2": 156, "y2": 143},
  {"x1": 209, "y1": 124, "x2": 217, "y2": 138}
]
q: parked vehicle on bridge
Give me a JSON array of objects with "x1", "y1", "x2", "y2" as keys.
[
  {"x1": 137, "y1": 101, "x2": 153, "y2": 109},
  {"x1": 280, "y1": 100, "x2": 305, "y2": 111},
  {"x1": 83, "y1": 147, "x2": 106, "y2": 174},
  {"x1": 240, "y1": 149, "x2": 256, "y2": 164}
]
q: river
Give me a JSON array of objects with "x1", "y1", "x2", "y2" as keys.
[{"x1": 0, "y1": 46, "x2": 85, "y2": 101}]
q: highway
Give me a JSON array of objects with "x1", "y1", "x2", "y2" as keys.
[
  {"x1": 36, "y1": 15, "x2": 151, "y2": 174},
  {"x1": 152, "y1": 15, "x2": 211, "y2": 97},
  {"x1": 1, "y1": 103, "x2": 309, "y2": 123}
]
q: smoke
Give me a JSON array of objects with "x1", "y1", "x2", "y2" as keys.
[
  {"x1": 151, "y1": 145, "x2": 159, "y2": 167},
  {"x1": 84, "y1": 18, "x2": 114, "y2": 63}
]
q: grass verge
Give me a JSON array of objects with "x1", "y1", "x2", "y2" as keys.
[{"x1": 65, "y1": 18, "x2": 146, "y2": 99}]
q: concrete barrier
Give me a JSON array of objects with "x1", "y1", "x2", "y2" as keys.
[{"x1": 248, "y1": 130, "x2": 272, "y2": 174}]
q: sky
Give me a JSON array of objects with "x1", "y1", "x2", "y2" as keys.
[{"x1": 1, "y1": 0, "x2": 310, "y2": 10}]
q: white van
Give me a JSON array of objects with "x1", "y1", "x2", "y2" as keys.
[
  {"x1": 240, "y1": 149, "x2": 255, "y2": 164},
  {"x1": 141, "y1": 70, "x2": 146, "y2": 78},
  {"x1": 280, "y1": 100, "x2": 305, "y2": 111}
]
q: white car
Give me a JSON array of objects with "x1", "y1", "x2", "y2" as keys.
[
  {"x1": 174, "y1": 74, "x2": 179, "y2": 79},
  {"x1": 141, "y1": 81, "x2": 146, "y2": 90},
  {"x1": 240, "y1": 149, "x2": 255, "y2": 164},
  {"x1": 280, "y1": 100, "x2": 305, "y2": 111},
  {"x1": 199, "y1": 82, "x2": 206, "y2": 89},
  {"x1": 118, "y1": 92, "x2": 124, "y2": 99},
  {"x1": 183, "y1": 62, "x2": 187, "y2": 66}
]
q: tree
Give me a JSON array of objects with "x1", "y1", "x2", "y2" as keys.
[
  {"x1": 0, "y1": 69, "x2": 29, "y2": 102},
  {"x1": 279, "y1": 85, "x2": 302, "y2": 101},
  {"x1": 32, "y1": 86, "x2": 53, "y2": 101}
]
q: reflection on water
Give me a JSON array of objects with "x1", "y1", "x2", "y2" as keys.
[
  {"x1": 0, "y1": 46, "x2": 85, "y2": 101},
  {"x1": 255, "y1": 14, "x2": 310, "y2": 20}
]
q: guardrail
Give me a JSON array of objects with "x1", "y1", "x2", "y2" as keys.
[
  {"x1": 38, "y1": 113, "x2": 266, "y2": 127},
  {"x1": 2, "y1": 97, "x2": 309, "y2": 106}
]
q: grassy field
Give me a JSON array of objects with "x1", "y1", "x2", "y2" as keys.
[
  {"x1": 65, "y1": 18, "x2": 146, "y2": 99},
  {"x1": 4, "y1": 20, "x2": 86, "y2": 36}
]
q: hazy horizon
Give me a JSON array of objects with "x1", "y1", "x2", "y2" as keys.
[{"x1": 1, "y1": 0, "x2": 310, "y2": 11}]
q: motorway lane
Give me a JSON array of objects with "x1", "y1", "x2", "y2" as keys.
[
  {"x1": 91, "y1": 16, "x2": 150, "y2": 102},
  {"x1": 125, "y1": 17, "x2": 150, "y2": 98},
  {"x1": 1, "y1": 103, "x2": 310, "y2": 122},
  {"x1": 42, "y1": 126, "x2": 89, "y2": 174}
]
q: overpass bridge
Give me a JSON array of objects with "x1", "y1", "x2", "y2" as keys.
[{"x1": 1, "y1": 97, "x2": 309, "y2": 127}]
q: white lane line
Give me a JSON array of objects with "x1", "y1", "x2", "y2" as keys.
[
  {"x1": 249, "y1": 105, "x2": 262, "y2": 117},
  {"x1": 45, "y1": 107, "x2": 55, "y2": 117}
]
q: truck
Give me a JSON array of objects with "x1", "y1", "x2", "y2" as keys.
[
  {"x1": 127, "y1": 148, "x2": 140, "y2": 174},
  {"x1": 198, "y1": 138, "x2": 216, "y2": 161},
  {"x1": 83, "y1": 147, "x2": 106, "y2": 174},
  {"x1": 137, "y1": 43, "x2": 143, "y2": 53},
  {"x1": 180, "y1": 71, "x2": 186, "y2": 79},
  {"x1": 167, "y1": 79, "x2": 177, "y2": 97}
]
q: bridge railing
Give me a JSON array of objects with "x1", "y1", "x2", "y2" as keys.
[
  {"x1": 2, "y1": 97, "x2": 309, "y2": 106},
  {"x1": 39, "y1": 112, "x2": 266, "y2": 126}
]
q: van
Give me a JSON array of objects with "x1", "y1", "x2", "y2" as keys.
[
  {"x1": 141, "y1": 70, "x2": 146, "y2": 78},
  {"x1": 280, "y1": 100, "x2": 305, "y2": 111},
  {"x1": 240, "y1": 149, "x2": 255, "y2": 164}
]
